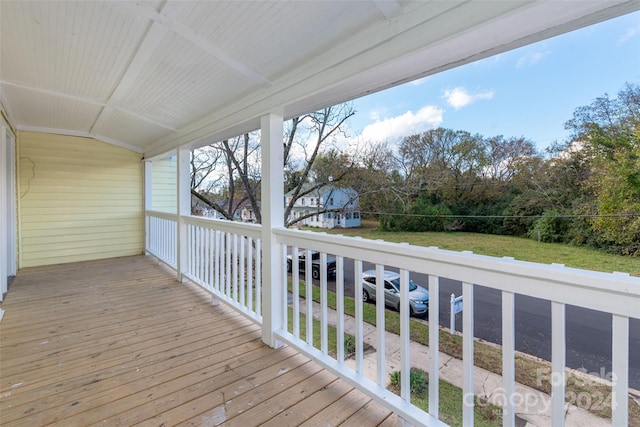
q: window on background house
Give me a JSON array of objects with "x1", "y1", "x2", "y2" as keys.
[
  {"x1": 329, "y1": 197, "x2": 334, "y2": 205},
  {"x1": 354, "y1": 212, "x2": 360, "y2": 219}
]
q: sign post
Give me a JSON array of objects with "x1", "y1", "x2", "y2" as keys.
[{"x1": 450, "y1": 293, "x2": 463, "y2": 334}]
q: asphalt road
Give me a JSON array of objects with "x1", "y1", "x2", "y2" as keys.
[{"x1": 303, "y1": 258, "x2": 640, "y2": 390}]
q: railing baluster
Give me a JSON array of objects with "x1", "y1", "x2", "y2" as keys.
[
  {"x1": 161, "y1": 218, "x2": 166, "y2": 260},
  {"x1": 502, "y1": 290, "x2": 516, "y2": 427},
  {"x1": 320, "y1": 252, "x2": 328, "y2": 355},
  {"x1": 305, "y1": 248, "x2": 313, "y2": 346},
  {"x1": 214, "y1": 230, "x2": 219, "y2": 292},
  {"x1": 203, "y1": 228, "x2": 209, "y2": 287},
  {"x1": 225, "y1": 232, "x2": 231, "y2": 297},
  {"x1": 551, "y1": 301, "x2": 566, "y2": 426},
  {"x1": 162, "y1": 218, "x2": 166, "y2": 263},
  {"x1": 612, "y1": 313, "x2": 629, "y2": 426},
  {"x1": 232, "y1": 233, "x2": 238, "y2": 301},
  {"x1": 218, "y1": 231, "x2": 224, "y2": 294},
  {"x1": 336, "y1": 255, "x2": 344, "y2": 363},
  {"x1": 201, "y1": 226, "x2": 205, "y2": 283},
  {"x1": 292, "y1": 246, "x2": 300, "y2": 339},
  {"x1": 462, "y1": 281, "x2": 474, "y2": 426},
  {"x1": 375, "y1": 264, "x2": 386, "y2": 386},
  {"x1": 282, "y1": 244, "x2": 288, "y2": 333},
  {"x1": 247, "y1": 237, "x2": 253, "y2": 312},
  {"x1": 188, "y1": 224, "x2": 194, "y2": 277},
  {"x1": 428, "y1": 274, "x2": 439, "y2": 418},
  {"x1": 197, "y1": 225, "x2": 202, "y2": 282},
  {"x1": 172, "y1": 220, "x2": 176, "y2": 267},
  {"x1": 255, "y1": 239, "x2": 261, "y2": 317},
  {"x1": 354, "y1": 259, "x2": 364, "y2": 375},
  {"x1": 399, "y1": 268, "x2": 410, "y2": 402},
  {"x1": 162, "y1": 218, "x2": 166, "y2": 262},
  {"x1": 240, "y1": 235, "x2": 245, "y2": 306},
  {"x1": 194, "y1": 225, "x2": 199, "y2": 279},
  {"x1": 157, "y1": 218, "x2": 162, "y2": 259}
]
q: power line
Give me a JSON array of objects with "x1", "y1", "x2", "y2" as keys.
[{"x1": 361, "y1": 211, "x2": 637, "y2": 219}]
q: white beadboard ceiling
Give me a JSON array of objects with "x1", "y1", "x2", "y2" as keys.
[{"x1": 1, "y1": 0, "x2": 638, "y2": 157}]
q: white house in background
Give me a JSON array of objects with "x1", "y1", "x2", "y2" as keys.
[
  {"x1": 192, "y1": 195, "x2": 260, "y2": 223},
  {"x1": 286, "y1": 184, "x2": 360, "y2": 228}
]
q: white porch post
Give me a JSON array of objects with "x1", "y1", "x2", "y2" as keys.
[
  {"x1": 177, "y1": 148, "x2": 191, "y2": 282},
  {"x1": 261, "y1": 113, "x2": 285, "y2": 348},
  {"x1": 143, "y1": 160, "x2": 152, "y2": 253}
]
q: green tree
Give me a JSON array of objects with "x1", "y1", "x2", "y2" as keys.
[{"x1": 564, "y1": 83, "x2": 640, "y2": 254}]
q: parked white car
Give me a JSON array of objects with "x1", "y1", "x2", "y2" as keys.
[{"x1": 361, "y1": 270, "x2": 429, "y2": 316}]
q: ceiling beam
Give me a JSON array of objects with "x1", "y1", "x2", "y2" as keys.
[
  {"x1": 2, "y1": 80, "x2": 178, "y2": 132},
  {"x1": 116, "y1": 1, "x2": 271, "y2": 86},
  {"x1": 88, "y1": 1, "x2": 187, "y2": 136}
]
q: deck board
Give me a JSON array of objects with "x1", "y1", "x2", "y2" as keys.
[{"x1": 0, "y1": 255, "x2": 394, "y2": 426}]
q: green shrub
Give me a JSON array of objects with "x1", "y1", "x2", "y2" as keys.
[
  {"x1": 389, "y1": 367, "x2": 429, "y2": 396},
  {"x1": 527, "y1": 209, "x2": 569, "y2": 243}
]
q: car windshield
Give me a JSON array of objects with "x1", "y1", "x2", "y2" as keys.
[{"x1": 389, "y1": 277, "x2": 418, "y2": 292}]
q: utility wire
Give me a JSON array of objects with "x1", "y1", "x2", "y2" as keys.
[{"x1": 360, "y1": 211, "x2": 637, "y2": 219}]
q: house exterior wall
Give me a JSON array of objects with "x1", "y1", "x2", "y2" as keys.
[
  {"x1": 17, "y1": 131, "x2": 143, "y2": 267},
  {"x1": 151, "y1": 156, "x2": 177, "y2": 213},
  {"x1": 286, "y1": 186, "x2": 361, "y2": 228}
]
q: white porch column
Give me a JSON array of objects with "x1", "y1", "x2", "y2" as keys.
[
  {"x1": 176, "y1": 147, "x2": 191, "y2": 282},
  {"x1": 143, "y1": 160, "x2": 153, "y2": 253},
  {"x1": 261, "y1": 113, "x2": 285, "y2": 348}
]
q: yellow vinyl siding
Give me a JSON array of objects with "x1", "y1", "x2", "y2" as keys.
[
  {"x1": 18, "y1": 131, "x2": 143, "y2": 267},
  {"x1": 151, "y1": 156, "x2": 177, "y2": 213}
]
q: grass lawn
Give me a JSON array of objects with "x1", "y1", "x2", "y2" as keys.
[
  {"x1": 316, "y1": 220, "x2": 640, "y2": 276},
  {"x1": 388, "y1": 369, "x2": 503, "y2": 427}
]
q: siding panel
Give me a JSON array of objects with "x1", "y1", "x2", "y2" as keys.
[
  {"x1": 18, "y1": 131, "x2": 143, "y2": 267},
  {"x1": 151, "y1": 156, "x2": 177, "y2": 213}
]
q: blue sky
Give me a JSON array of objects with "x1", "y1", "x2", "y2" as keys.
[{"x1": 346, "y1": 11, "x2": 640, "y2": 152}]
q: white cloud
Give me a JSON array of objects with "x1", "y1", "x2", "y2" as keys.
[
  {"x1": 515, "y1": 50, "x2": 550, "y2": 68},
  {"x1": 442, "y1": 87, "x2": 494, "y2": 110},
  {"x1": 358, "y1": 105, "x2": 443, "y2": 143},
  {"x1": 618, "y1": 26, "x2": 639, "y2": 45}
]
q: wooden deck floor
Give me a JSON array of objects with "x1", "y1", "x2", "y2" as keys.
[{"x1": 0, "y1": 255, "x2": 396, "y2": 426}]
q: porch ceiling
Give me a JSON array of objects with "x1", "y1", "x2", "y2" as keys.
[{"x1": 0, "y1": 1, "x2": 638, "y2": 157}]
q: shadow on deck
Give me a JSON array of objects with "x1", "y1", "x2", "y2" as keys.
[{"x1": 0, "y1": 255, "x2": 396, "y2": 426}]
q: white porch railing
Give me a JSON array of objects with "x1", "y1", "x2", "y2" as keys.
[
  {"x1": 146, "y1": 210, "x2": 177, "y2": 269},
  {"x1": 183, "y1": 215, "x2": 262, "y2": 323},
  {"x1": 145, "y1": 211, "x2": 640, "y2": 426}
]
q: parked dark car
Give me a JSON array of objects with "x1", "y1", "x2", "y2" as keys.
[{"x1": 287, "y1": 250, "x2": 337, "y2": 280}]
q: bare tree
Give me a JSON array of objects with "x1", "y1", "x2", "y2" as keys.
[
  {"x1": 190, "y1": 132, "x2": 261, "y2": 220},
  {"x1": 191, "y1": 102, "x2": 356, "y2": 226},
  {"x1": 283, "y1": 103, "x2": 355, "y2": 225}
]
